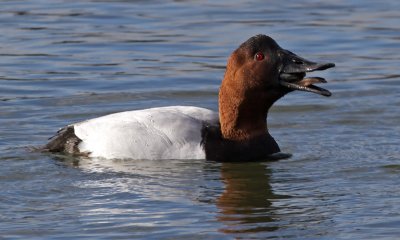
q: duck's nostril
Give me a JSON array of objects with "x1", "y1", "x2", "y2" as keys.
[{"x1": 292, "y1": 59, "x2": 303, "y2": 64}]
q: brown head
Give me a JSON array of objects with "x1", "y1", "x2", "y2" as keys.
[{"x1": 219, "y1": 34, "x2": 335, "y2": 141}]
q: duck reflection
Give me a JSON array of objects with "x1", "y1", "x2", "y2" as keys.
[
  {"x1": 217, "y1": 162, "x2": 280, "y2": 234},
  {"x1": 51, "y1": 154, "x2": 285, "y2": 235}
]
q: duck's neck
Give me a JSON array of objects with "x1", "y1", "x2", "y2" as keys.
[{"x1": 219, "y1": 86, "x2": 278, "y2": 141}]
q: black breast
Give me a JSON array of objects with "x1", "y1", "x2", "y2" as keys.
[{"x1": 201, "y1": 124, "x2": 280, "y2": 162}]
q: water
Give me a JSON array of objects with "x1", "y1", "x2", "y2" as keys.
[{"x1": 1, "y1": 0, "x2": 400, "y2": 239}]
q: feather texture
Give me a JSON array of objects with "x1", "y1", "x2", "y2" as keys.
[{"x1": 72, "y1": 106, "x2": 218, "y2": 159}]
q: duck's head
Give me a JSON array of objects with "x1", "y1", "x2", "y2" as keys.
[{"x1": 219, "y1": 34, "x2": 335, "y2": 141}]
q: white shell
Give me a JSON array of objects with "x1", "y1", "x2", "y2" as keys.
[{"x1": 72, "y1": 106, "x2": 219, "y2": 160}]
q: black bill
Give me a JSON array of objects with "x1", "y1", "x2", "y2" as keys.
[{"x1": 278, "y1": 49, "x2": 335, "y2": 97}]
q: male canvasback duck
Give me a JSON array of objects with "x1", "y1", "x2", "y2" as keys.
[{"x1": 44, "y1": 34, "x2": 335, "y2": 161}]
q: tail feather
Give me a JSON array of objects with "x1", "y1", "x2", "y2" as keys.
[{"x1": 43, "y1": 125, "x2": 83, "y2": 155}]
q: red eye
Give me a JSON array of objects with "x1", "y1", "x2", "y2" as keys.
[{"x1": 255, "y1": 52, "x2": 265, "y2": 61}]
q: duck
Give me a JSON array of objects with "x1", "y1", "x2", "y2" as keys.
[{"x1": 43, "y1": 34, "x2": 335, "y2": 161}]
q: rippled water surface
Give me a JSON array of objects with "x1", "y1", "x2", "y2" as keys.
[{"x1": 1, "y1": 0, "x2": 400, "y2": 239}]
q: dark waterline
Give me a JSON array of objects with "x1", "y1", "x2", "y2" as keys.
[{"x1": 1, "y1": 0, "x2": 400, "y2": 239}]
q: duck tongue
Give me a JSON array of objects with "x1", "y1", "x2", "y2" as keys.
[
  {"x1": 280, "y1": 77, "x2": 332, "y2": 97},
  {"x1": 298, "y1": 77, "x2": 327, "y2": 86}
]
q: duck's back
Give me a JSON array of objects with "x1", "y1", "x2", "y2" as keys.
[{"x1": 45, "y1": 106, "x2": 219, "y2": 160}]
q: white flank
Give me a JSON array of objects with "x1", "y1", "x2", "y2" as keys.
[{"x1": 72, "y1": 106, "x2": 219, "y2": 160}]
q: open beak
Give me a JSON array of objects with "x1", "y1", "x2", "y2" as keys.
[{"x1": 278, "y1": 50, "x2": 335, "y2": 97}]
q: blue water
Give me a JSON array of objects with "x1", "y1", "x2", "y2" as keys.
[{"x1": 1, "y1": 0, "x2": 400, "y2": 239}]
